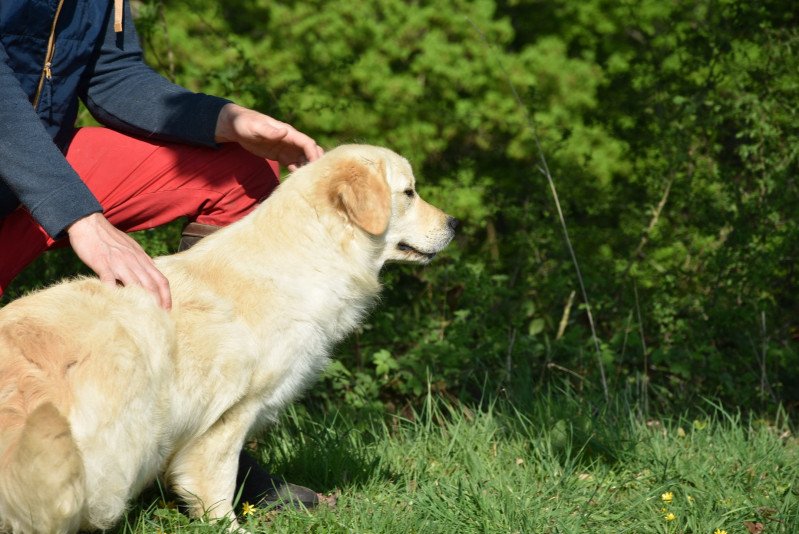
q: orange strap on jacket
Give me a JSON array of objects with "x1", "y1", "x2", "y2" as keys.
[{"x1": 114, "y1": 0, "x2": 123, "y2": 32}]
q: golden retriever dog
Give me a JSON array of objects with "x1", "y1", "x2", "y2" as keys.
[{"x1": 0, "y1": 144, "x2": 456, "y2": 533}]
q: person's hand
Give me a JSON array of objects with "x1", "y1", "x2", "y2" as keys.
[
  {"x1": 214, "y1": 103, "x2": 324, "y2": 171},
  {"x1": 67, "y1": 213, "x2": 172, "y2": 310}
]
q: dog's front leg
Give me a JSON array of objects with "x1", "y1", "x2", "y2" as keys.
[
  {"x1": 168, "y1": 405, "x2": 258, "y2": 528},
  {"x1": 169, "y1": 439, "x2": 240, "y2": 524}
]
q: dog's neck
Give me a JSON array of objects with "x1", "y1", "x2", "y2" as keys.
[{"x1": 163, "y1": 187, "x2": 384, "y2": 343}]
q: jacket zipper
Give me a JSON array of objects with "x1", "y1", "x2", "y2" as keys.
[{"x1": 32, "y1": 0, "x2": 66, "y2": 110}]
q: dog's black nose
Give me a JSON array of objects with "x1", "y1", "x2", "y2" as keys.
[{"x1": 447, "y1": 217, "x2": 460, "y2": 231}]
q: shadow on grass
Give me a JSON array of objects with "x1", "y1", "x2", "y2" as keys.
[
  {"x1": 113, "y1": 406, "x2": 395, "y2": 532},
  {"x1": 136, "y1": 404, "x2": 390, "y2": 497},
  {"x1": 250, "y1": 405, "x2": 395, "y2": 493}
]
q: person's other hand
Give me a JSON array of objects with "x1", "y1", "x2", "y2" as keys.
[
  {"x1": 214, "y1": 103, "x2": 324, "y2": 171},
  {"x1": 67, "y1": 213, "x2": 172, "y2": 310}
]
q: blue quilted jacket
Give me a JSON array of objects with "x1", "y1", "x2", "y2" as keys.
[{"x1": 0, "y1": 0, "x2": 230, "y2": 238}]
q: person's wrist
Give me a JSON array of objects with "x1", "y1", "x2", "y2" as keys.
[
  {"x1": 214, "y1": 103, "x2": 241, "y2": 144},
  {"x1": 66, "y1": 212, "x2": 103, "y2": 237}
]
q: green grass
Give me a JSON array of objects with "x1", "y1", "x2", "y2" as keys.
[{"x1": 113, "y1": 393, "x2": 798, "y2": 533}]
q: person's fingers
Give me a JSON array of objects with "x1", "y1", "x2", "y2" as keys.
[
  {"x1": 255, "y1": 124, "x2": 288, "y2": 142},
  {"x1": 139, "y1": 258, "x2": 172, "y2": 310},
  {"x1": 119, "y1": 258, "x2": 171, "y2": 310},
  {"x1": 68, "y1": 214, "x2": 172, "y2": 309},
  {"x1": 96, "y1": 265, "x2": 118, "y2": 289},
  {"x1": 287, "y1": 141, "x2": 323, "y2": 172},
  {"x1": 222, "y1": 106, "x2": 324, "y2": 168},
  {"x1": 304, "y1": 143, "x2": 321, "y2": 164},
  {"x1": 125, "y1": 247, "x2": 172, "y2": 310},
  {"x1": 138, "y1": 274, "x2": 167, "y2": 310}
]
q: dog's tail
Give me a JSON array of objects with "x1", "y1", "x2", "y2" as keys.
[{"x1": 0, "y1": 402, "x2": 86, "y2": 534}]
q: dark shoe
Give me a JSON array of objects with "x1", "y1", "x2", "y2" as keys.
[
  {"x1": 236, "y1": 451, "x2": 319, "y2": 509},
  {"x1": 178, "y1": 222, "x2": 220, "y2": 251}
]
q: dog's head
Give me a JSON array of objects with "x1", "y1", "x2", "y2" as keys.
[{"x1": 318, "y1": 145, "x2": 457, "y2": 265}]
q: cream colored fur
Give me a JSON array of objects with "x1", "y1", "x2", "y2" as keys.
[{"x1": 0, "y1": 145, "x2": 455, "y2": 533}]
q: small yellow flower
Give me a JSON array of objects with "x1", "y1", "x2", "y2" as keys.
[
  {"x1": 661, "y1": 491, "x2": 674, "y2": 504},
  {"x1": 693, "y1": 419, "x2": 708, "y2": 430},
  {"x1": 687, "y1": 495, "x2": 694, "y2": 503},
  {"x1": 241, "y1": 501, "x2": 256, "y2": 517},
  {"x1": 713, "y1": 530, "x2": 727, "y2": 534},
  {"x1": 664, "y1": 512, "x2": 676, "y2": 522}
]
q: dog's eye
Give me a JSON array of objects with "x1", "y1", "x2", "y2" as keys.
[{"x1": 404, "y1": 189, "x2": 415, "y2": 198}]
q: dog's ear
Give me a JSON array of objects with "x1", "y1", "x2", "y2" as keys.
[{"x1": 328, "y1": 157, "x2": 391, "y2": 235}]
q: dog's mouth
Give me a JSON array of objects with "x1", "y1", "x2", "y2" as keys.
[{"x1": 397, "y1": 242, "x2": 437, "y2": 260}]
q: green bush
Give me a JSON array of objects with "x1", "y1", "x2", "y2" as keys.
[{"x1": 7, "y1": 0, "x2": 798, "y2": 412}]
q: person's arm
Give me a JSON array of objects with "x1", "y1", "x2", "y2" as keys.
[
  {"x1": 66, "y1": 212, "x2": 171, "y2": 309},
  {"x1": 80, "y1": 1, "x2": 230, "y2": 147},
  {"x1": 82, "y1": 2, "x2": 324, "y2": 168},
  {"x1": 214, "y1": 103, "x2": 325, "y2": 171},
  {"x1": 0, "y1": 41, "x2": 102, "y2": 239},
  {"x1": 1, "y1": 41, "x2": 171, "y2": 309}
]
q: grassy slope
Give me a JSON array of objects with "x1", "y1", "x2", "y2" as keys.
[{"x1": 115, "y1": 395, "x2": 798, "y2": 533}]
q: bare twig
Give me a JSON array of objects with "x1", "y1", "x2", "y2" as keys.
[
  {"x1": 620, "y1": 310, "x2": 633, "y2": 362},
  {"x1": 633, "y1": 173, "x2": 674, "y2": 260},
  {"x1": 506, "y1": 327, "x2": 517, "y2": 382},
  {"x1": 547, "y1": 362, "x2": 586, "y2": 382},
  {"x1": 486, "y1": 220, "x2": 500, "y2": 262},
  {"x1": 617, "y1": 169, "x2": 678, "y2": 305},
  {"x1": 757, "y1": 311, "x2": 777, "y2": 403},
  {"x1": 556, "y1": 290, "x2": 576, "y2": 341},
  {"x1": 468, "y1": 19, "x2": 609, "y2": 402},
  {"x1": 633, "y1": 282, "x2": 649, "y2": 415}
]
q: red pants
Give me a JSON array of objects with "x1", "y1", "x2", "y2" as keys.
[{"x1": 0, "y1": 127, "x2": 279, "y2": 294}]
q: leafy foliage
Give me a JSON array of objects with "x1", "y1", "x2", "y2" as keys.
[{"x1": 6, "y1": 0, "x2": 798, "y2": 412}]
